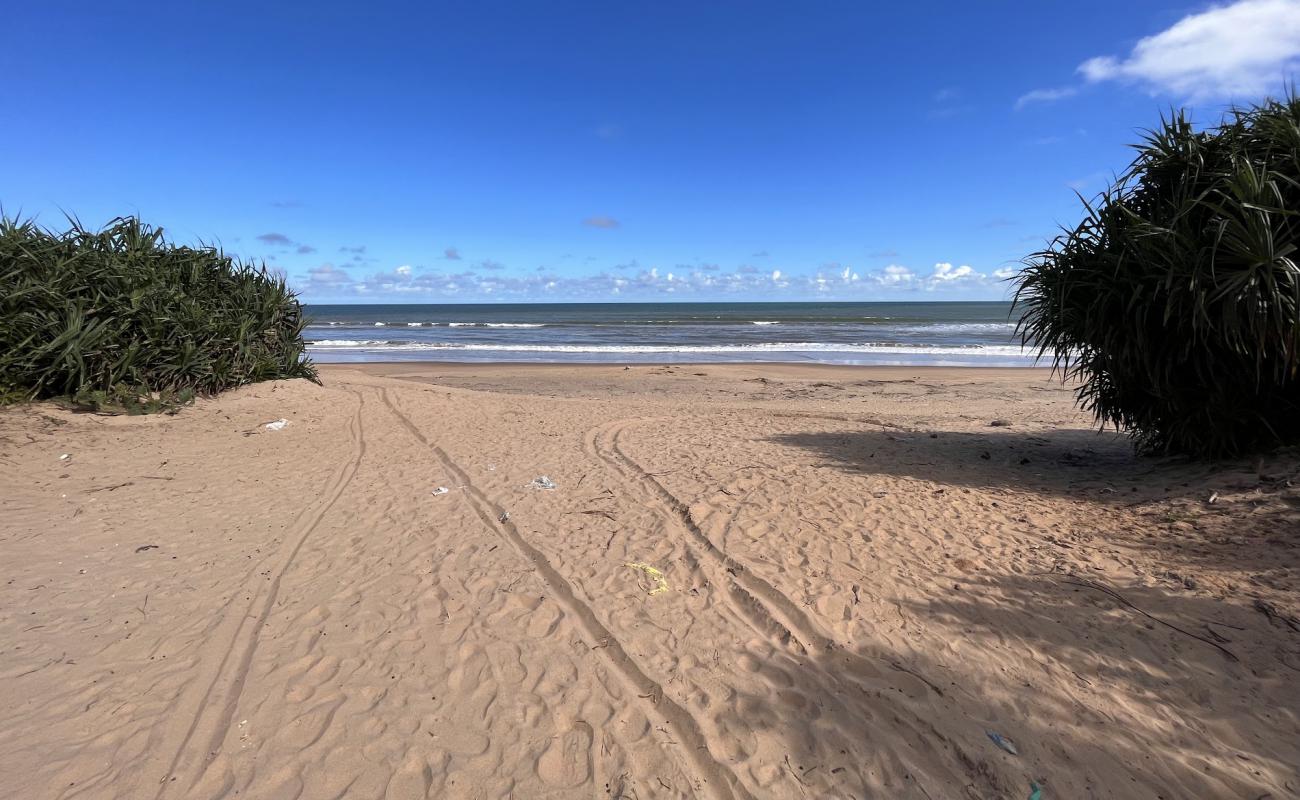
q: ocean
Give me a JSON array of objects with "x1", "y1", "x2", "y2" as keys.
[{"x1": 303, "y1": 301, "x2": 1035, "y2": 366}]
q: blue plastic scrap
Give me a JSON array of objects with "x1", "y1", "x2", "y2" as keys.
[{"x1": 986, "y1": 731, "x2": 1019, "y2": 756}]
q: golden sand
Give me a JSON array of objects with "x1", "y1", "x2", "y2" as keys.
[{"x1": 2, "y1": 363, "x2": 1297, "y2": 798}]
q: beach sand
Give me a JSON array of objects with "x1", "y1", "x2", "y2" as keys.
[{"x1": 2, "y1": 363, "x2": 1297, "y2": 799}]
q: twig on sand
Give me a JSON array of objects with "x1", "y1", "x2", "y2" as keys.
[
  {"x1": 1254, "y1": 598, "x2": 1300, "y2": 633},
  {"x1": 573, "y1": 509, "x2": 616, "y2": 520},
  {"x1": 889, "y1": 660, "x2": 946, "y2": 696},
  {"x1": 1060, "y1": 577, "x2": 1239, "y2": 662},
  {"x1": 14, "y1": 652, "x2": 66, "y2": 679},
  {"x1": 1202, "y1": 625, "x2": 1230, "y2": 644},
  {"x1": 87, "y1": 481, "x2": 133, "y2": 493},
  {"x1": 784, "y1": 754, "x2": 808, "y2": 787}
]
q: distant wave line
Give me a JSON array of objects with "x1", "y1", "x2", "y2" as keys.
[
  {"x1": 310, "y1": 320, "x2": 1014, "y2": 331},
  {"x1": 320, "y1": 321, "x2": 547, "y2": 328},
  {"x1": 306, "y1": 340, "x2": 1030, "y2": 356}
]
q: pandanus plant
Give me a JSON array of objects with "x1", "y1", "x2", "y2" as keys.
[
  {"x1": 1015, "y1": 93, "x2": 1300, "y2": 457},
  {"x1": 1, "y1": 215, "x2": 317, "y2": 411}
]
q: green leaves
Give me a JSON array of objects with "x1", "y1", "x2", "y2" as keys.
[
  {"x1": 1015, "y1": 94, "x2": 1300, "y2": 457},
  {"x1": 0, "y1": 215, "x2": 317, "y2": 411}
]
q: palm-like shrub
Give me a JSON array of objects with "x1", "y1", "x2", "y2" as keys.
[
  {"x1": 1, "y1": 215, "x2": 316, "y2": 410},
  {"x1": 1015, "y1": 94, "x2": 1300, "y2": 457}
]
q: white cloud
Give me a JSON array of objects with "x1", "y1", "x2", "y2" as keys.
[
  {"x1": 295, "y1": 258, "x2": 1006, "y2": 300},
  {"x1": 871, "y1": 262, "x2": 988, "y2": 291},
  {"x1": 1014, "y1": 86, "x2": 1078, "y2": 110},
  {"x1": 1079, "y1": 0, "x2": 1300, "y2": 98},
  {"x1": 928, "y1": 262, "x2": 975, "y2": 283},
  {"x1": 874, "y1": 264, "x2": 914, "y2": 286}
]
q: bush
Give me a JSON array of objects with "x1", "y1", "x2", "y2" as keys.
[
  {"x1": 1015, "y1": 94, "x2": 1300, "y2": 457},
  {"x1": 1, "y1": 215, "x2": 316, "y2": 411}
]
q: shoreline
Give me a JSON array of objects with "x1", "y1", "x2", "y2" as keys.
[{"x1": 327, "y1": 360, "x2": 1057, "y2": 379}]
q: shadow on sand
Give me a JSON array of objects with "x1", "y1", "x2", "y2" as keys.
[
  {"x1": 765, "y1": 427, "x2": 1248, "y2": 504},
  {"x1": 711, "y1": 571, "x2": 1294, "y2": 799}
]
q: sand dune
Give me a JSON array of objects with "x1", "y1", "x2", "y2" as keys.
[{"x1": 2, "y1": 364, "x2": 1297, "y2": 799}]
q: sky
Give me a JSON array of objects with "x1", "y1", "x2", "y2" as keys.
[{"x1": 4, "y1": 0, "x2": 1300, "y2": 303}]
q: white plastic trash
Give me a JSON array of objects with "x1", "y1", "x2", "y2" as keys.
[
  {"x1": 264, "y1": 419, "x2": 289, "y2": 431},
  {"x1": 529, "y1": 476, "x2": 557, "y2": 490},
  {"x1": 431, "y1": 487, "x2": 449, "y2": 495}
]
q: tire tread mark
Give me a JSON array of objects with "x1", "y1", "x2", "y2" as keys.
[
  {"x1": 590, "y1": 419, "x2": 834, "y2": 654},
  {"x1": 592, "y1": 416, "x2": 953, "y2": 709},
  {"x1": 379, "y1": 388, "x2": 754, "y2": 800},
  {"x1": 579, "y1": 421, "x2": 805, "y2": 649},
  {"x1": 149, "y1": 390, "x2": 367, "y2": 798}
]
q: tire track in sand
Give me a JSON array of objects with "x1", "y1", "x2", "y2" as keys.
[
  {"x1": 145, "y1": 390, "x2": 367, "y2": 799},
  {"x1": 587, "y1": 418, "x2": 835, "y2": 655},
  {"x1": 588, "y1": 416, "x2": 957, "y2": 701},
  {"x1": 378, "y1": 388, "x2": 755, "y2": 800},
  {"x1": 583, "y1": 416, "x2": 994, "y2": 796}
]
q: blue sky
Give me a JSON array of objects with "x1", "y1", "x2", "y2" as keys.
[{"x1": 4, "y1": 1, "x2": 1299, "y2": 302}]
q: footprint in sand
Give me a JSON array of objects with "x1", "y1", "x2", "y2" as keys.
[
  {"x1": 486, "y1": 641, "x2": 528, "y2": 684},
  {"x1": 537, "y1": 721, "x2": 593, "y2": 789}
]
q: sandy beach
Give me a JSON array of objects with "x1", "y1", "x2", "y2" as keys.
[{"x1": 2, "y1": 363, "x2": 1297, "y2": 799}]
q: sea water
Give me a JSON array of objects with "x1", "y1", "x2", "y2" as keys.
[{"x1": 304, "y1": 301, "x2": 1035, "y2": 367}]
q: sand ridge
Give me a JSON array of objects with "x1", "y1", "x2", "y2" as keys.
[{"x1": 1, "y1": 363, "x2": 1297, "y2": 798}]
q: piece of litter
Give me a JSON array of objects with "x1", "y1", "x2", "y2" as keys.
[
  {"x1": 499, "y1": 511, "x2": 510, "y2": 523},
  {"x1": 135, "y1": 545, "x2": 160, "y2": 553},
  {"x1": 264, "y1": 419, "x2": 288, "y2": 431},
  {"x1": 1207, "y1": 492, "x2": 1219, "y2": 504},
  {"x1": 59, "y1": 454, "x2": 70, "y2": 460},
  {"x1": 1028, "y1": 781, "x2": 1043, "y2": 800},
  {"x1": 529, "y1": 476, "x2": 557, "y2": 490},
  {"x1": 986, "y1": 731, "x2": 1019, "y2": 756},
  {"x1": 625, "y1": 562, "x2": 670, "y2": 596},
  {"x1": 431, "y1": 487, "x2": 449, "y2": 496}
]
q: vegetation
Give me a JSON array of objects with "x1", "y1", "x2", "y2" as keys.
[
  {"x1": 1, "y1": 215, "x2": 316, "y2": 412},
  {"x1": 1015, "y1": 93, "x2": 1300, "y2": 457}
]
